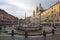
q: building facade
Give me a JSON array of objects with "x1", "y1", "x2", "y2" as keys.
[
  {"x1": 30, "y1": 3, "x2": 44, "y2": 26},
  {"x1": 19, "y1": 17, "x2": 31, "y2": 27},
  {"x1": 0, "y1": 9, "x2": 19, "y2": 29},
  {"x1": 31, "y1": 2, "x2": 60, "y2": 26}
]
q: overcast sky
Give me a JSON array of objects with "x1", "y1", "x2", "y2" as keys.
[{"x1": 0, "y1": 0, "x2": 59, "y2": 19}]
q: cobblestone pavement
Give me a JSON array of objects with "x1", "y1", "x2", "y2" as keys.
[
  {"x1": 0, "y1": 26, "x2": 60, "y2": 40},
  {"x1": 0, "y1": 34, "x2": 60, "y2": 40}
]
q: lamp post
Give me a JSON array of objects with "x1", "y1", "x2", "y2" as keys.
[
  {"x1": 48, "y1": 19, "x2": 50, "y2": 27},
  {"x1": 52, "y1": 10, "x2": 56, "y2": 29},
  {"x1": 39, "y1": 10, "x2": 42, "y2": 27},
  {"x1": 49, "y1": 20, "x2": 51, "y2": 27},
  {"x1": 39, "y1": 11, "x2": 42, "y2": 29}
]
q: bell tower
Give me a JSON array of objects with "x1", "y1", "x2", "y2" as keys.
[
  {"x1": 38, "y1": 3, "x2": 43, "y2": 13},
  {"x1": 36, "y1": 6, "x2": 38, "y2": 13}
]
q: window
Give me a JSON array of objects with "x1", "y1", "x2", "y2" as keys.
[
  {"x1": 59, "y1": 13, "x2": 60, "y2": 16},
  {"x1": 0, "y1": 14, "x2": 3, "y2": 20},
  {"x1": 51, "y1": 15, "x2": 53, "y2": 17},
  {"x1": 48, "y1": 15, "x2": 50, "y2": 18},
  {"x1": 59, "y1": 4, "x2": 60, "y2": 6},
  {"x1": 46, "y1": 17, "x2": 48, "y2": 18},
  {"x1": 54, "y1": 14, "x2": 56, "y2": 16},
  {"x1": 52, "y1": 8, "x2": 53, "y2": 9},
  {"x1": 51, "y1": 11, "x2": 53, "y2": 13},
  {"x1": 59, "y1": 7, "x2": 60, "y2": 9},
  {"x1": 46, "y1": 16, "x2": 49, "y2": 18},
  {"x1": 54, "y1": 9, "x2": 56, "y2": 12},
  {"x1": 44, "y1": 20, "x2": 47, "y2": 22},
  {"x1": 57, "y1": 19, "x2": 59, "y2": 22}
]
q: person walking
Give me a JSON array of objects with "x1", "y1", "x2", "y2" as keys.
[
  {"x1": 43, "y1": 30, "x2": 46, "y2": 37},
  {"x1": 52, "y1": 29, "x2": 55, "y2": 35},
  {"x1": 25, "y1": 31, "x2": 28, "y2": 38},
  {"x1": 0, "y1": 27, "x2": 2, "y2": 34},
  {"x1": 11, "y1": 30, "x2": 14, "y2": 36}
]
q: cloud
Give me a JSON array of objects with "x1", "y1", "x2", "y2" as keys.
[
  {"x1": 0, "y1": 0, "x2": 58, "y2": 19},
  {"x1": 4, "y1": 0, "x2": 34, "y2": 10},
  {"x1": 0, "y1": 0, "x2": 35, "y2": 19}
]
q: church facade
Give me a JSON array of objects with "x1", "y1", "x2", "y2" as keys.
[
  {"x1": 30, "y1": 3, "x2": 44, "y2": 25},
  {"x1": 31, "y1": 2, "x2": 60, "y2": 26}
]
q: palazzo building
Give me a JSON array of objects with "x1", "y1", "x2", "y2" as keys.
[{"x1": 0, "y1": 9, "x2": 19, "y2": 29}]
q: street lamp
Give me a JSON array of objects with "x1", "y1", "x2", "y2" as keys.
[
  {"x1": 39, "y1": 10, "x2": 42, "y2": 27},
  {"x1": 49, "y1": 20, "x2": 51, "y2": 27}
]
